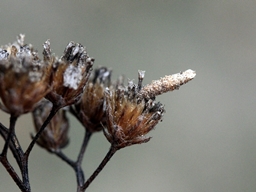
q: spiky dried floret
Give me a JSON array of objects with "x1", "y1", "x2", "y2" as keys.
[
  {"x1": 44, "y1": 40, "x2": 94, "y2": 107},
  {"x1": 75, "y1": 67, "x2": 112, "y2": 132},
  {"x1": 103, "y1": 72, "x2": 165, "y2": 149},
  {"x1": 103, "y1": 68, "x2": 196, "y2": 149}
]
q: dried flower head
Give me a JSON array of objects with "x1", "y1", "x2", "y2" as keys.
[
  {"x1": 43, "y1": 40, "x2": 94, "y2": 107},
  {"x1": 103, "y1": 69, "x2": 196, "y2": 149},
  {"x1": 32, "y1": 99, "x2": 69, "y2": 152},
  {"x1": 103, "y1": 72, "x2": 165, "y2": 149},
  {"x1": 0, "y1": 34, "x2": 50, "y2": 116},
  {"x1": 75, "y1": 66, "x2": 112, "y2": 132}
]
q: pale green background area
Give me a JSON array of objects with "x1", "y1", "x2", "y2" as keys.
[{"x1": 0, "y1": 1, "x2": 256, "y2": 192}]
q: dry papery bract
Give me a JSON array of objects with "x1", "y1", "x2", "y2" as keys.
[{"x1": 43, "y1": 40, "x2": 94, "y2": 107}]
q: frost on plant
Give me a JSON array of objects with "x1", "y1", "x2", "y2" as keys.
[{"x1": 63, "y1": 65, "x2": 83, "y2": 90}]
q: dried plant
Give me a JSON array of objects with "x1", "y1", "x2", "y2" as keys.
[{"x1": 0, "y1": 34, "x2": 196, "y2": 192}]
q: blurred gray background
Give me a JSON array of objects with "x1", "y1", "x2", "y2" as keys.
[{"x1": 0, "y1": 1, "x2": 256, "y2": 192}]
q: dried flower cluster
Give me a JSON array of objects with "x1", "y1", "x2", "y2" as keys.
[
  {"x1": 0, "y1": 34, "x2": 50, "y2": 116},
  {"x1": 0, "y1": 34, "x2": 94, "y2": 117},
  {"x1": 0, "y1": 34, "x2": 196, "y2": 192}
]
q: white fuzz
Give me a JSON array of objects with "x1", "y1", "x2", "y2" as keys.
[{"x1": 63, "y1": 65, "x2": 83, "y2": 90}]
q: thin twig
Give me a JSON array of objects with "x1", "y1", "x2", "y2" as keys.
[
  {"x1": 54, "y1": 149, "x2": 76, "y2": 167},
  {"x1": 76, "y1": 130, "x2": 92, "y2": 186},
  {"x1": 53, "y1": 149, "x2": 86, "y2": 188},
  {"x1": 0, "y1": 116, "x2": 28, "y2": 192},
  {"x1": 77, "y1": 130, "x2": 92, "y2": 166},
  {"x1": 63, "y1": 106, "x2": 94, "y2": 186},
  {"x1": 1, "y1": 115, "x2": 18, "y2": 156},
  {"x1": 0, "y1": 122, "x2": 23, "y2": 169},
  {"x1": 25, "y1": 104, "x2": 61, "y2": 158},
  {"x1": 0, "y1": 156, "x2": 27, "y2": 191},
  {"x1": 53, "y1": 130, "x2": 92, "y2": 187},
  {"x1": 80, "y1": 145, "x2": 118, "y2": 191},
  {"x1": 18, "y1": 104, "x2": 61, "y2": 191},
  {"x1": 69, "y1": 106, "x2": 84, "y2": 125},
  {"x1": 20, "y1": 156, "x2": 30, "y2": 192}
]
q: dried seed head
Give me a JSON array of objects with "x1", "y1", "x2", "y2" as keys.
[
  {"x1": 139, "y1": 69, "x2": 196, "y2": 99},
  {"x1": 0, "y1": 34, "x2": 51, "y2": 116},
  {"x1": 75, "y1": 67, "x2": 112, "y2": 132},
  {"x1": 44, "y1": 41, "x2": 94, "y2": 107},
  {"x1": 103, "y1": 68, "x2": 196, "y2": 149},
  {"x1": 103, "y1": 74, "x2": 165, "y2": 149},
  {"x1": 31, "y1": 99, "x2": 69, "y2": 151}
]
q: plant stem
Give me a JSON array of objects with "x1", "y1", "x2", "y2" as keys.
[
  {"x1": 18, "y1": 104, "x2": 60, "y2": 191},
  {"x1": 25, "y1": 104, "x2": 60, "y2": 158},
  {"x1": 69, "y1": 105, "x2": 84, "y2": 125},
  {"x1": 53, "y1": 130, "x2": 92, "y2": 187},
  {"x1": 1, "y1": 115, "x2": 18, "y2": 156},
  {"x1": 76, "y1": 130, "x2": 92, "y2": 186},
  {"x1": 54, "y1": 150, "x2": 86, "y2": 190},
  {"x1": 20, "y1": 157, "x2": 30, "y2": 191},
  {"x1": 0, "y1": 155, "x2": 27, "y2": 191},
  {"x1": 0, "y1": 123, "x2": 23, "y2": 169},
  {"x1": 77, "y1": 130, "x2": 92, "y2": 165},
  {"x1": 54, "y1": 149, "x2": 76, "y2": 167},
  {"x1": 0, "y1": 115, "x2": 30, "y2": 191},
  {"x1": 80, "y1": 145, "x2": 118, "y2": 191}
]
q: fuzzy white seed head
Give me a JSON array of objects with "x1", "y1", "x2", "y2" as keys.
[{"x1": 139, "y1": 69, "x2": 196, "y2": 99}]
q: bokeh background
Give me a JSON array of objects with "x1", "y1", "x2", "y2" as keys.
[{"x1": 1, "y1": 1, "x2": 256, "y2": 192}]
